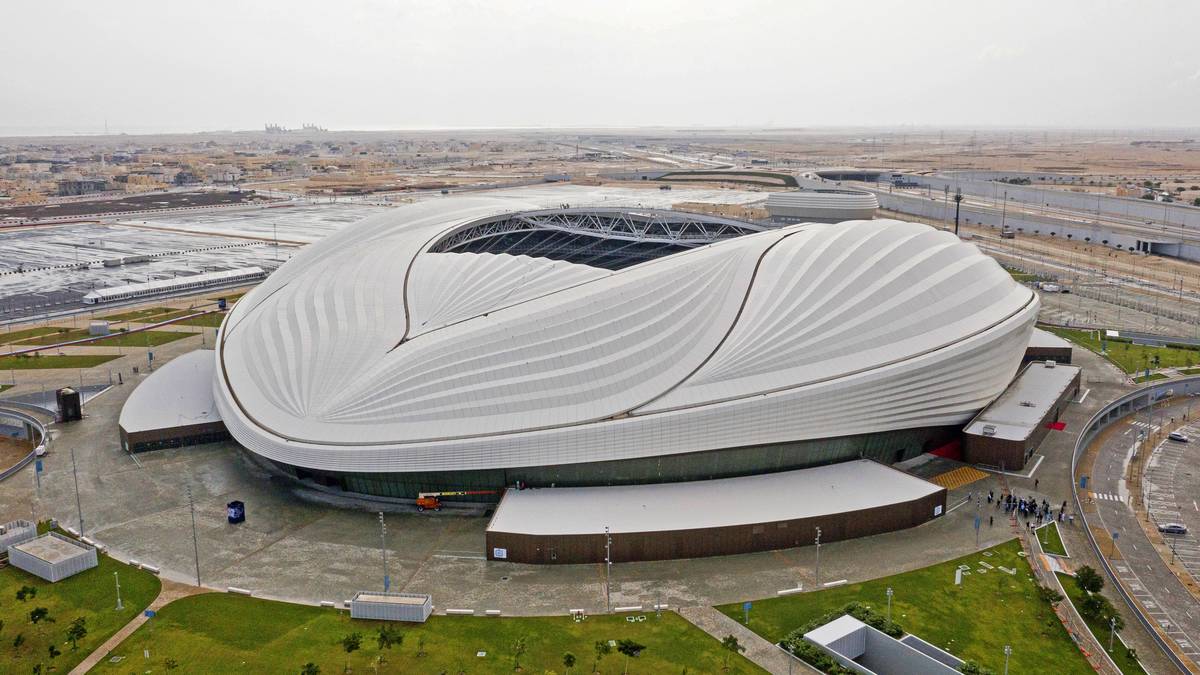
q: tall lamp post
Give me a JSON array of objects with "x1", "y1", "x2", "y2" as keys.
[
  {"x1": 114, "y1": 571, "x2": 123, "y2": 611},
  {"x1": 378, "y1": 512, "x2": 390, "y2": 591},
  {"x1": 70, "y1": 445, "x2": 84, "y2": 536},
  {"x1": 604, "y1": 526, "x2": 612, "y2": 613},
  {"x1": 814, "y1": 527, "x2": 822, "y2": 588},
  {"x1": 1003, "y1": 645, "x2": 1012, "y2": 675},
  {"x1": 953, "y1": 188, "x2": 964, "y2": 237},
  {"x1": 885, "y1": 587, "x2": 893, "y2": 622}
]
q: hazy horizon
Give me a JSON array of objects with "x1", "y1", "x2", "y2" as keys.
[{"x1": 3, "y1": 0, "x2": 1198, "y2": 136}]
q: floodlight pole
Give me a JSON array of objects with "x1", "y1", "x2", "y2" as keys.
[
  {"x1": 378, "y1": 512, "x2": 390, "y2": 591},
  {"x1": 814, "y1": 527, "x2": 822, "y2": 587},
  {"x1": 70, "y1": 444, "x2": 84, "y2": 536},
  {"x1": 114, "y1": 571, "x2": 123, "y2": 611},
  {"x1": 187, "y1": 484, "x2": 201, "y2": 587},
  {"x1": 604, "y1": 526, "x2": 613, "y2": 612}
]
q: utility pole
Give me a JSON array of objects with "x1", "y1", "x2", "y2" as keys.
[
  {"x1": 604, "y1": 526, "x2": 612, "y2": 613},
  {"x1": 186, "y1": 484, "x2": 201, "y2": 587},
  {"x1": 378, "y1": 512, "x2": 390, "y2": 591},
  {"x1": 70, "y1": 445, "x2": 84, "y2": 536},
  {"x1": 814, "y1": 527, "x2": 822, "y2": 587}
]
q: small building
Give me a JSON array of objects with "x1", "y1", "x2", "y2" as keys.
[
  {"x1": 803, "y1": 614, "x2": 962, "y2": 675},
  {"x1": 7, "y1": 532, "x2": 98, "y2": 582},
  {"x1": 0, "y1": 520, "x2": 37, "y2": 551},
  {"x1": 1024, "y1": 328, "x2": 1072, "y2": 364},
  {"x1": 349, "y1": 592, "x2": 432, "y2": 622},
  {"x1": 56, "y1": 178, "x2": 108, "y2": 196},
  {"x1": 962, "y1": 361, "x2": 1082, "y2": 470},
  {"x1": 119, "y1": 350, "x2": 229, "y2": 453},
  {"x1": 765, "y1": 188, "x2": 878, "y2": 224},
  {"x1": 88, "y1": 320, "x2": 111, "y2": 336},
  {"x1": 485, "y1": 459, "x2": 946, "y2": 565}
]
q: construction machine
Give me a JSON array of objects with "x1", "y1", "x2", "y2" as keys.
[{"x1": 415, "y1": 490, "x2": 497, "y2": 512}]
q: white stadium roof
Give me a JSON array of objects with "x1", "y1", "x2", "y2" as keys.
[{"x1": 213, "y1": 197, "x2": 1038, "y2": 474}]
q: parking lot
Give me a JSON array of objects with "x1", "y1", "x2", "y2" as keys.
[{"x1": 1144, "y1": 421, "x2": 1200, "y2": 584}]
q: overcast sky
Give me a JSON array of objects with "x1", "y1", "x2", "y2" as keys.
[{"x1": 2, "y1": 0, "x2": 1198, "y2": 135}]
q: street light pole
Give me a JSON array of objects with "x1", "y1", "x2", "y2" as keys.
[
  {"x1": 1003, "y1": 645, "x2": 1012, "y2": 675},
  {"x1": 604, "y1": 526, "x2": 612, "y2": 613},
  {"x1": 70, "y1": 444, "x2": 84, "y2": 536},
  {"x1": 886, "y1": 587, "x2": 893, "y2": 622},
  {"x1": 1109, "y1": 616, "x2": 1116, "y2": 652},
  {"x1": 814, "y1": 527, "x2": 822, "y2": 587},
  {"x1": 186, "y1": 484, "x2": 201, "y2": 587},
  {"x1": 114, "y1": 571, "x2": 123, "y2": 611},
  {"x1": 378, "y1": 512, "x2": 390, "y2": 591},
  {"x1": 953, "y1": 188, "x2": 964, "y2": 237}
]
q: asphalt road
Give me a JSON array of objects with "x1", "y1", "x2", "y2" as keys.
[{"x1": 1088, "y1": 398, "x2": 1200, "y2": 663}]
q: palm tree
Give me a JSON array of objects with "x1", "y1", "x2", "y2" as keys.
[
  {"x1": 720, "y1": 636, "x2": 745, "y2": 671},
  {"x1": 563, "y1": 651, "x2": 577, "y2": 674},
  {"x1": 616, "y1": 639, "x2": 645, "y2": 674}
]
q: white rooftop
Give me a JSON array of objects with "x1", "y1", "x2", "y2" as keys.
[
  {"x1": 119, "y1": 350, "x2": 221, "y2": 433},
  {"x1": 1028, "y1": 327, "x2": 1071, "y2": 349},
  {"x1": 964, "y1": 362, "x2": 1080, "y2": 441},
  {"x1": 486, "y1": 459, "x2": 942, "y2": 536},
  {"x1": 804, "y1": 614, "x2": 867, "y2": 647},
  {"x1": 13, "y1": 533, "x2": 91, "y2": 564}
]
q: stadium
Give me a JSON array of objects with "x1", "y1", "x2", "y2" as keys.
[{"x1": 188, "y1": 196, "x2": 1039, "y2": 500}]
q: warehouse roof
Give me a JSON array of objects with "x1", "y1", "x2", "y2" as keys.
[
  {"x1": 486, "y1": 459, "x2": 943, "y2": 536},
  {"x1": 119, "y1": 350, "x2": 221, "y2": 434},
  {"x1": 963, "y1": 361, "x2": 1080, "y2": 441}
]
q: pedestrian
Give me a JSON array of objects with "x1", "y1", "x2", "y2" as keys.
[
  {"x1": 989, "y1": 515, "x2": 994, "y2": 527},
  {"x1": 1035, "y1": 478, "x2": 1039, "y2": 490}
]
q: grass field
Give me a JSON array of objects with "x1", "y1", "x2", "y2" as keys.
[
  {"x1": 1180, "y1": 368, "x2": 1200, "y2": 376},
  {"x1": 93, "y1": 594, "x2": 763, "y2": 674},
  {"x1": 0, "y1": 354, "x2": 121, "y2": 370},
  {"x1": 1042, "y1": 326, "x2": 1200, "y2": 374},
  {"x1": 1055, "y1": 572, "x2": 1147, "y2": 675},
  {"x1": 1134, "y1": 373, "x2": 1169, "y2": 383},
  {"x1": 102, "y1": 307, "x2": 193, "y2": 323},
  {"x1": 1038, "y1": 522, "x2": 1068, "y2": 556},
  {"x1": 0, "y1": 383, "x2": 11, "y2": 393},
  {"x1": 0, "y1": 325, "x2": 61, "y2": 345},
  {"x1": 174, "y1": 312, "x2": 227, "y2": 328},
  {"x1": 0, "y1": 550, "x2": 161, "y2": 673},
  {"x1": 1005, "y1": 267, "x2": 1044, "y2": 283},
  {"x1": 16, "y1": 328, "x2": 193, "y2": 348},
  {"x1": 716, "y1": 539, "x2": 1092, "y2": 674}
]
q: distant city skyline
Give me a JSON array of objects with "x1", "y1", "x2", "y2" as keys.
[{"x1": 2, "y1": 0, "x2": 1198, "y2": 136}]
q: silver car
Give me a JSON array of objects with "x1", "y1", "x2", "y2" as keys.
[{"x1": 1159, "y1": 523, "x2": 1189, "y2": 535}]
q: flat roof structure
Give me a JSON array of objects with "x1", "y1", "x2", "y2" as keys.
[
  {"x1": 7, "y1": 532, "x2": 98, "y2": 582},
  {"x1": 486, "y1": 460, "x2": 947, "y2": 563},
  {"x1": 803, "y1": 615, "x2": 961, "y2": 675},
  {"x1": 489, "y1": 459, "x2": 941, "y2": 536},
  {"x1": 15, "y1": 533, "x2": 88, "y2": 563},
  {"x1": 349, "y1": 591, "x2": 432, "y2": 622},
  {"x1": 1028, "y1": 327, "x2": 1071, "y2": 350},
  {"x1": 964, "y1": 362, "x2": 1081, "y2": 441}
]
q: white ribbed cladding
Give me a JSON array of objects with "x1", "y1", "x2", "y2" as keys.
[
  {"x1": 214, "y1": 201, "x2": 1040, "y2": 473},
  {"x1": 405, "y1": 253, "x2": 607, "y2": 339},
  {"x1": 765, "y1": 189, "x2": 878, "y2": 221},
  {"x1": 637, "y1": 220, "x2": 1031, "y2": 413},
  {"x1": 267, "y1": 232, "x2": 773, "y2": 440}
]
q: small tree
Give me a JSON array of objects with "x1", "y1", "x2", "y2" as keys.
[
  {"x1": 29, "y1": 608, "x2": 51, "y2": 626},
  {"x1": 616, "y1": 639, "x2": 645, "y2": 674},
  {"x1": 47, "y1": 644, "x2": 61, "y2": 660},
  {"x1": 563, "y1": 651, "x2": 577, "y2": 674},
  {"x1": 720, "y1": 635, "x2": 744, "y2": 671},
  {"x1": 165, "y1": 658, "x2": 179, "y2": 670},
  {"x1": 300, "y1": 663, "x2": 321, "y2": 675},
  {"x1": 511, "y1": 635, "x2": 528, "y2": 671},
  {"x1": 593, "y1": 640, "x2": 611, "y2": 673},
  {"x1": 13, "y1": 633, "x2": 25, "y2": 651},
  {"x1": 960, "y1": 660, "x2": 996, "y2": 675},
  {"x1": 15, "y1": 586, "x2": 37, "y2": 602},
  {"x1": 1076, "y1": 565, "x2": 1104, "y2": 593},
  {"x1": 416, "y1": 634, "x2": 426, "y2": 657},
  {"x1": 375, "y1": 624, "x2": 402, "y2": 655},
  {"x1": 66, "y1": 617, "x2": 87, "y2": 651},
  {"x1": 341, "y1": 632, "x2": 362, "y2": 673}
]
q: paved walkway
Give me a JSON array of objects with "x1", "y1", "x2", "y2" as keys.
[
  {"x1": 69, "y1": 579, "x2": 209, "y2": 674},
  {"x1": 677, "y1": 605, "x2": 817, "y2": 675}
]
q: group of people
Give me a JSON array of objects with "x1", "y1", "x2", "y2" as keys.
[{"x1": 974, "y1": 489, "x2": 1070, "y2": 529}]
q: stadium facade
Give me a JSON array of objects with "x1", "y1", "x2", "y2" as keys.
[{"x1": 209, "y1": 197, "x2": 1038, "y2": 500}]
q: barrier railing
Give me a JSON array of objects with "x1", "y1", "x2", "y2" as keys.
[{"x1": 0, "y1": 407, "x2": 48, "y2": 483}]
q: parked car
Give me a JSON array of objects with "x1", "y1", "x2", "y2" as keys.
[
  {"x1": 1169, "y1": 431, "x2": 1190, "y2": 443},
  {"x1": 1159, "y1": 523, "x2": 1189, "y2": 535}
]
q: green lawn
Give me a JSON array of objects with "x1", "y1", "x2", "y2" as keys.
[
  {"x1": 0, "y1": 548, "x2": 161, "y2": 673},
  {"x1": 174, "y1": 312, "x2": 227, "y2": 328},
  {"x1": 1134, "y1": 373, "x2": 1169, "y2": 384},
  {"x1": 102, "y1": 307, "x2": 193, "y2": 323},
  {"x1": 0, "y1": 325, "x2": 61, "y2": 345},
  {"x1": 17, "y1": 328, "x2": 193, "y2": 348},
  {"x1": 1180, "y1": 368, "x2": 1200, "y2": 376},
  {"x1": 1005, "y1": 267, "x2": 1043, "y2": 283},
  {"x1": 716, "y1": 539, "x2": 1092, "y2": 674},
  {"x1": 1037, "y1": 522, "x2": 1068, "y2": 556},
  {"x1": 0, "y1": 354, "x2": 122, "y2": 370},
  {"x1": 92, "y1": 594, "x2": 763, "y2": 674},
  {"x1": 1055, "y1": 573, "x2": 1147, "y2": 675},
  {"x1": 209, "y1": 292, "x2": 245, "y2": 303},
  {"x1": 1042, "y1": 326, "x2": 1200, "y2": 374}
]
